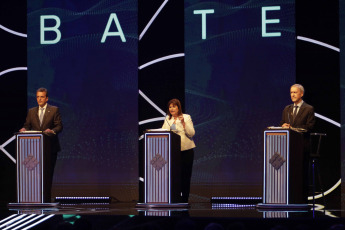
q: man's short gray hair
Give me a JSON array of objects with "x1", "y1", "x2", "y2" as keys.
[
  {"x1": 291, "y1": 84, "x2": 304, "y2": 93},
  {"x1": 36, "y1": 87, "x2": 48, "y2": 97}
]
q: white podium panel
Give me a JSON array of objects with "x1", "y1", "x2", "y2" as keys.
[
  {"x1": 137, "y1": 131, "x2": 187, "y2": 208},
  {"x1": 258, "y1": 129, "x2": 307, "y2": 209},
  {"x1": 17, "y1": 133, "x2": 44, "y2": 203},
  {"x1": 145, "y1": 133, "x2": 170, "y2": 203},
  {"x1": 264, "y1": 130, "x2": 289, "y2": 204}
]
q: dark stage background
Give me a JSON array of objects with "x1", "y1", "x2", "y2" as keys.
[
  {"x1": 0, "y1": 0, "x2": 342, "y2": 208},
  {"x1": 340, "y1": 0, "x2": 345, "y2": 206}
]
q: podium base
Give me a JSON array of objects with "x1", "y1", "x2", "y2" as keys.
[
  {"x1": 136, "y1": 203, "x2": 190, "y2": 209},
  {"x1": 8, "y1": 203, "x2": 59, "y2": 208},
  {"x1": 256, "y1": 203, "x2": 309, "y2": 210}
]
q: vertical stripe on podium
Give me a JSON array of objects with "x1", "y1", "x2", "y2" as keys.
[
  {"x1": 264, "y1": 131, "x2": 289, "y2": 204},
  {"x1": 145, "y1": 133, "x2": 170, "y2": 203},
  {"x1": 17, "y1": 134, "x2": 43, "y2": 203}
]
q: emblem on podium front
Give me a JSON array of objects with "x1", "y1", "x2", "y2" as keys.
[
  {"x1": 23, "y1": 155, "x2": 39, "y2": 171},
  {"x1": 269, "y1": 152, "x2": 286, "y2": 170},
  {"x1": 150, "y1": 154, "x2": 167, "y2": 171}
]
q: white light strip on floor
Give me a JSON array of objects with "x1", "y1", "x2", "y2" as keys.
[
  {"x1": 12, "y1": 215, "x2": 45, "y2": 230},
  {"x1": 0, "y1": 215, "x2": 27, "y2": 228},
  {"x1": 22, "y1": 214, "x2": 55, "y2": 230},
  {"x1": 3, "y1": 214, "x2": 36, "y2": 230},
  {"x1": 0, "y1": 214, "x2": 18, "y2": 224},
  {"x1": 312, "y1": 204, "x2": 339, "y2": 218}
]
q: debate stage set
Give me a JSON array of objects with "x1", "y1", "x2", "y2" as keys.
[{"x1": 0, "y1": 0, "x2": 344, "y2": 229}]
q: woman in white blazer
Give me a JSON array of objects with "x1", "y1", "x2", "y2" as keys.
[{"x1": 162, "y1": 99, "x2": 196, "y2": 203}]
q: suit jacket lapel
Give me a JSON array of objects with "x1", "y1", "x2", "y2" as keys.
[
  {"x1": 288, "y1": 105, "x2": 294, "y2": 123},
  {"x1": 33, "y1": 107, "x2": 41, "y2": 127}
]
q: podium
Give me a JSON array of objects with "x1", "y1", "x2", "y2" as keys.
[
  {"x1": 8, "y1": 132, "x2": 57, "y2": 207},
  {"x1": 257, "y1": 129, "x2": 308, "y2": 209},
  {"x1": 137, "y1": 131, "x2": 188, "y2": 208}
]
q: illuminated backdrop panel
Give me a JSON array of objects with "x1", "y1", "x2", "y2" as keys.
[
  {"x1": 185, "y1": 0, "x2": 296, "y2": 196},
  {"x1": 27, "y1": 0, "x2": 138, "y2": 198}
]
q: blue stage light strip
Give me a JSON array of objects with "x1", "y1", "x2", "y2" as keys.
[
  {"x1": 60, "y1": 203, "x2": 110, "y2": 206},
  {"x1": 55, "y1": 196, "x2": 110, "y2": 199},
  {"x1": 211, "y1": 197, "x2": 263, "y2": 204},
  {"x1": 55, "y1": 196, "x2": 111, "y2": 204},
  {"x1": 212, "y1": 197, "x2": 262, "y2": 199},
  {"x1": 212, "y1": 203, "x2": 256, "y2": 209}
]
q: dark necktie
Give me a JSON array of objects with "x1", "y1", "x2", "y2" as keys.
[{"x1": 292, "y1": 105, "x2": 298, "y2": 121}]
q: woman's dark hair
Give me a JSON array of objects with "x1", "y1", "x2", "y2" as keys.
[{"x1": 167, "y1": 98, "x2": 183, "y2": 119}]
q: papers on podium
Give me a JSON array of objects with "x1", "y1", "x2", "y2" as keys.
[
  {"x1": 147, "y1": 128, "x2": 168, "y2": 132},
  {"x1": 267, "y1": 126, "x2": 286, "y2": 129},
  {"x1": 267, "y1": 126, "x2": 306, "y2": 133},
  {"x1": 21, "y1": 130, "x2": 42, "y2": 133}
]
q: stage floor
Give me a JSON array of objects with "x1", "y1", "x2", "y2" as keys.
[{"x1": 0, "y1": 202, "x2": 344, "y2": 230}]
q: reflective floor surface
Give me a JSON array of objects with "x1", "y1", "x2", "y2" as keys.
[{"x1": 0, "y1": 202, "x2": 344, "y2": 230}]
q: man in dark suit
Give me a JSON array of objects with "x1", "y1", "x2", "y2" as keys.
[
  {"x1": 280, "y1": 84, "x2": 315, "y2": 202},
  {"x1": 280, "y1": 84, "x2": 315, "y2": 131},
  {"x1": 19, "y1": 87, "x2": 63, "y2": 201}
]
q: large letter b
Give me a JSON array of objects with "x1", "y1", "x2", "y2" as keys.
[{"x1": 40, "y1": 15, "x2": 61, "y2": 44}]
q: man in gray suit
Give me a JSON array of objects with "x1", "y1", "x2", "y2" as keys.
[
  {"x1": 280, "y1": 84, "x2": 315, "y2": 131},
  {"x1": 19, "y1": 87, "x2": 63, "y2": 201}
]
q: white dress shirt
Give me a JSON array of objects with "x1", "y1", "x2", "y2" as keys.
[{"x1": 293, "y1": 100, "x2": 304, "y2": 115}]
